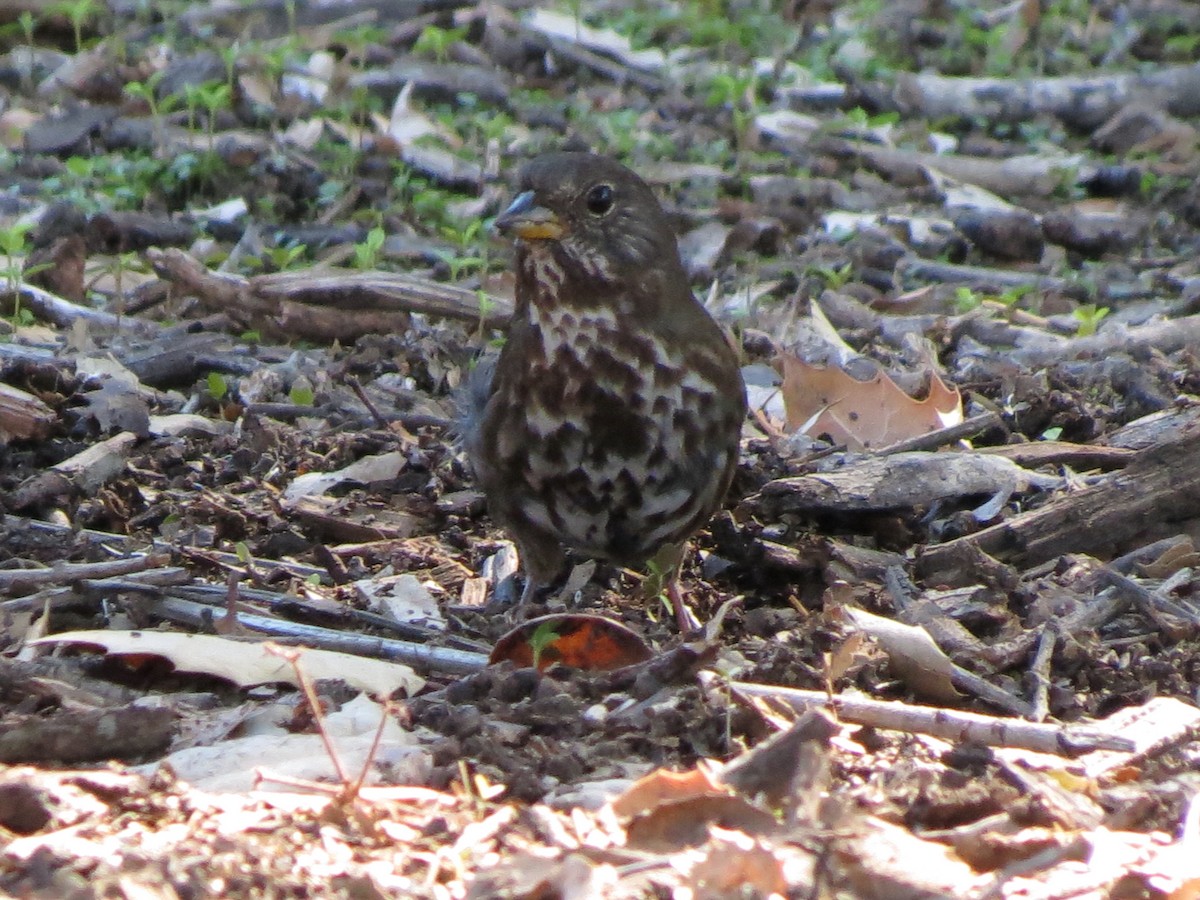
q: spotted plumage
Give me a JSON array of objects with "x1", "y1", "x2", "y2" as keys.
[{"x1": 466, "y1": 152, "x2": 747, "y2": 603}]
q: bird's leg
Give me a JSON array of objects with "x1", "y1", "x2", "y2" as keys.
[
  {"x1": 643, "y1": 542, "x2": 700, "y2": 632},
  {"x1": 667, "y1": 578, "x2": 702, "y2": 633},
  {"x1": 516, "y1": 531, "x2": 568, "y2": 606}
]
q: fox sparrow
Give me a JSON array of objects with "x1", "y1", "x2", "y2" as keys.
[{"x1": 467, "y1": 152, "x2": 747, "y2": 612}]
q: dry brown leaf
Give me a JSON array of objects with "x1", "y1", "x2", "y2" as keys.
[
  {"x1": 1003, "y1": 0, "x2": 1042, "y2": 56},
  {"x1": 683, "y1": 828, "x2": 789, "y2": 897},
  {"x1": 610, "y1": 767, "x2": 724, "y2": 819},
  {"x1": 624, "y1": 795, "x2": 778, "y2": 852},
  {"x1": 779, "y1": 354, "x2": 962, "y2": 450},
  {"x1": 824, "y1": 631, "x2": 868, "y2": 687}
]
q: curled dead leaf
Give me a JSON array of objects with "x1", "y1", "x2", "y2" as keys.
[
  {"x1": 489, "y1": 614, "x2": 652, "y2": 671},
  {"x1": 779, "y1": 353, "x2": 962, "y2": 451}
]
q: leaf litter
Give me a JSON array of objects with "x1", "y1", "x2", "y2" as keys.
[{"x1": 1, "y1": 0, "x2": 1200, "y2": 896}]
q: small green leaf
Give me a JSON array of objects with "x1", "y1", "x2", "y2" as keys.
[
  {"x1": 206, "y1": 371, "x2": 228, "y2": 400},
  {"x1": 528, "y1": 622, "x2": 560, "y2": 669},
  {"x1": 352, "y1": 226, "x2": 386, "y2": 269},
  {"x1": 290, "y1": 383, "x2": 315, "y2": 406},
  {"x1": 1072, "y1": 303, "x2": 1110, "y2": 337},
  {"x1": 235, "y1": 541, "x2": 252, "y2": 564},
  {"x1": 954, "y1": 286, "x2": 981, "y2": 313}
]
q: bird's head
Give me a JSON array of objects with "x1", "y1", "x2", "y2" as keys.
[{"x1": 495, "y1": 152, "x2": 682, "y2": 293}]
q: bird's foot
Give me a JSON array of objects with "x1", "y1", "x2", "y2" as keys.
[{"x1": 666, "y1": 579, "x2": 703, "y2": 634}]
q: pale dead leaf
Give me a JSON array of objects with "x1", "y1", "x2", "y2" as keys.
[
  {"x1": 843, "y1": 607, "x2": 959, "y2": 702},
  {"x1": 32, "y1": 630, "x2": 423, "y2": 696},
  {"x1": 354, "y1": 573, "x2": 445, "y2": 629},
  {"x1": 14, "y1": 324, "x2": 58, "y2": 344},
  {"x1": 1140, "y1": 538, "x2": 1200, "y2": 578},
  {"x1": 0, "y1": 107, "x2": 39, "y2": 149},
  {"x1": 151, "y1": 694, "x2": 428, "y2": 792},
  {"x1": 524, "y1": 9, "x2": 666, "y2": 71},
  {"x1": 148, "y1": 413, "x2": 230, "y2": 437},
  {"x1": 283, "y1": 450, "x2": 405, "y2": 502},
  {"x1": 379, "y1": 81, "x2": 456, "y2": 147},
  {"x1": 237, "y1": 72, "x2": 274, "y2": 107},
  {"x1": 323, "y1": 116, "x2": 372, "y2": 148},
  {"x1": 281, "y1": 117, "x2": 326, "y2": 150},
  {"x1": 779, "y1": 353, "x2": 962, "y2": 450}
]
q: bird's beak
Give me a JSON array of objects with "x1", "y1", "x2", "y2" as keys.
[{"x1": 495, "y1": 191, "x2": 563, "y2": 241}]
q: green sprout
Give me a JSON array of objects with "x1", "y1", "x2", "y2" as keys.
[
  {"x1": 188, "y1": 80, "x2": 232, "y2": 150},
  {"x1": 0, "y1": 222, "x2": 44, "y2": 325},
  {"x1": 0, "y1": 222, "x2": 33, "y2": 292},
  {"x1": 413, "y1": 25, "x2": 467, "y2": 64},
  {"x1": 352, "y1": 226, "x2": 386, "y2": 270},
  {"x1": 806, "y1": 262, "x2": 853, "y2": 291},
  {"x1": 1072, "y1": 303, "x2": 1109, "y2": 337},
  {"x1": 206, "y1": 371, "x2": 228, "y2": 400},
  {"x1": 126, "y1": 71, "x2": 180, "y2": 152},
  {"x1": 18, "y1": 10, "x2": 34, "y2": 45},
  {"x1": 954, "y1": 286, "x2": 982, "y2": 312},
  {"x1": 704, "y1": 69, "x2": 760, "y2": 163},
  {"x1": 251, "y1": 242, "x2": 308, "y2": 273},
  {"x1": 528, "y1": 621, "x2": 560, "y2": 669},
  {"x1": 289, "y1": 381, "x2": 315, "y2": 406},
  {"x1": 436, "y1": 220, "x2": 488, "y2": 282},
  {"x1": 55, "y1": 0, "x2": 96, "y2": 53}
]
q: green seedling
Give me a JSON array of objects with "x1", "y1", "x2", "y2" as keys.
[
  {"x1": 335, "y1": 24, "x2": 387, "y2": 71},
  {"x1": 0, "y1": 222, "x2": 48, "y2": 326},
  {"x1": 187, "y1": 80, "x2": 232, "y2": 150},
  {"x1": 528, "y1": 621, "x2": 561, "y2": 669},
  {"x1": 704, "y1": 70, "x2": 759, "y2": 161},
  {"x1": 954, "y1": 286, "x2": 982, "y2": 312},
  {"x1": 18, "y1": 11, "x2": 34, "y2": 45},
  {"x1": 206, "y1": 371, "x2": 228, "y2": 400},
  {"x1": 1072, "y1": 303, "x2": 1109, "y2": 337},
  {"x1": 806, "y1": 262, "x2": 853, "y2": 291},
  {"x1": 254, "y1": 242, "x2": 308, "y2": 273},
  {"x1": 436, "y1": 220, "x2": 489, "y2": 282},
  {"x1": 413, "y1": 25, "x2": 467, "y2": 64},
  {"x1": 55, "y1": 0, "x2": 96, "y2": 53},
  {"x1": 352, "y1": 226, "x2": 386, "y2": 270},
  {"x1": 126, "y1": 71, "x2": 180, "y2": 152},
  {"x1": 0, "y1": 222, "x2": 34, "y2": 293},
  {"x1": 289, "y1": 382, "x2": 315, "y2": 406}
]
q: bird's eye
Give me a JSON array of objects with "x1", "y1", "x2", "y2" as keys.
[{"x1": 585, "y1": 183, "x2": 615, "y2": 216}]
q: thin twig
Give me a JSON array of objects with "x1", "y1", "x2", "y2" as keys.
[
  {"x1": 266, "y1": 642, "x2": 352, "y2": 786},
  {"x1": 345, "y1": 374, "x2": 390, "y2": 429},
  {"x1": 730, "y1": 680, "x2": 1134, "y2": 755},
  {"x1": 877, "y1": 410, "x2": 1004, "y2": 455},
  {"x1": 1027, "y1": 624, "x2": 1057, "y2": 723}
]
